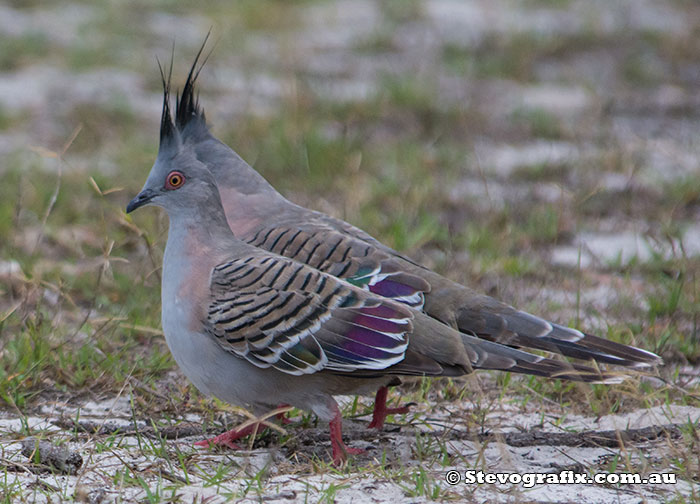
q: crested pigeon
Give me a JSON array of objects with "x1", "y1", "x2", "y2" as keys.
[
  {"x1": 169, "y1": 44, "x2": 661, "y2": 429},
  {"x1": 125, "y1": 61, "x2": 659, "y2": 465}
]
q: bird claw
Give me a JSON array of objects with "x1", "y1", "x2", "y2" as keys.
[
  {"x1": 194, "y1": 422, "x2": 261, "y2": 450},
  {"x1": 331, "y1": 443, "x2": 365, "y2": 466},
  {"x1": 368, "y1": 387, "x2": 413, "y2": 430},
  {"x1": 367, "y1": 405, "x2": 411, "y2": 429},
  {"x1": 276, "y1": 412, "x2": 294, "y2": 425},
  {"x1": 329, "y1": 403, "x2": 365, "y2": 466},
  {"x1": 195, "y1": 405, "x2": 294, "y2": 450}
]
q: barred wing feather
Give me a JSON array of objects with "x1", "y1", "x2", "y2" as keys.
[
  {"x1": 205, "y1": 255, "x2": 414, "y2": 376},
  {"x1": 244, "y1": 225, "x2": 429, "y2": 308}
]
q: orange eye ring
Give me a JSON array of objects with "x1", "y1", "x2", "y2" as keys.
[{"x1": 165, "y1": 171, "x2": 185, "y2": 190}]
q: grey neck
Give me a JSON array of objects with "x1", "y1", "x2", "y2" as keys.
[
  {"x1": 166, "y1": 185, "x2": 236, "y2": 247},
  {"x1": 194, "y1": 136, "x2": 284, "y2": 199}
]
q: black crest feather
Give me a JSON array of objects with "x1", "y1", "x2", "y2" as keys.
[
  {"x1": 158, "y1": 32, "x2": 215, "y2": 150},
  {"x1": 176, "y1": 32, "x2": 214, "y2": 139},
  {"x1": 157, "y1": 48, "x2": 176, "y2": 146}
]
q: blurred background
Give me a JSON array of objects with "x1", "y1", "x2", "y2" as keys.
[
  {"x1": 0, "y1": 0, "x2": 698, "y2": 428},
  {"x1": 0, "y1": 1, "x2": 699, "y2": 501}
]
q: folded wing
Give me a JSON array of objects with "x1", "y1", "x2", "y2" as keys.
[{"x1": 205, "y1": 255, "x2": 417, "y2": 376}]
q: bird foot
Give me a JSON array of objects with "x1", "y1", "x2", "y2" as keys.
[
  {"x1": 329, "y1": 405, "x2": 364, "y2": 466},
  {"x1": 367, "y1": 386, "x2": 413, "y2": 430},
  {"x1": 331, "y1": 442, "x2": 365, "y2": 466},
  {"x1": 367, "y1": 405, "x2": 412, "y2": 430},
  {"x1": 195, "y1": 404, "x2": 293, "y2": 449},
  {"x1": 275, "y1": 410, "x2": 294, "y2": 425},
  {"x1": 194, "y1": 422, "x2": 263, "y2": 450}
]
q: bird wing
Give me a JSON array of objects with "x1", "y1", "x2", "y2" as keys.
[
  {"x1": 243, "y1": 223, "x2": 430, "y2": 308},
  {"x1": 242, "y1": 216, "x2": 661, "y2": 368},
  {"x1": 205, "y1": 254, "x2": 418, "y2": 376}
]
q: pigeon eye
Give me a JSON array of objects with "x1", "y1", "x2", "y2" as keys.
[{"x1": 165, "y1": 171, "x2": 185, "y2": 190}]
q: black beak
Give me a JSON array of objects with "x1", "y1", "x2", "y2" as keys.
[{"x1": 126, "y1": 189, "x2": 157, "y2": 213}]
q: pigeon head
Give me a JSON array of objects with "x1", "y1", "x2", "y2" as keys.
[
  {"x1": 160, "y1": 38, "x2": 283, "y2": 200},
  {"x1": 126, "y1": 48, "x2": 224, "y2": 219},
  {"x1": 125, "y1": 142, "x2": 222, "y2": 217},
  {"x1": 128, "y1": 38, "x2": 283, "y2": 222}
]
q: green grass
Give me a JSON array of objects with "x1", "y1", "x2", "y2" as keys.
[
  {"x1": 0, "y1": 156, "x2": 171, "y2": 410},
  {"x1": 0, "y1": 0, "x2": 698, "y2": 502},
  {"x1": 510, "y1": 107, "x2": 565, "y2": 139},
  {"x1": 0, "y1": 32, "x2": 50, "y2": 70}
]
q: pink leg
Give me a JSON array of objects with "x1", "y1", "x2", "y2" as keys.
[
  {"x1": 194, "y1": 421, "x2": 262, "y2": 449},
  {"x1": 275, "y1": 403, "x2": 294, "y2": 425},
  {"x1": 329, "y1": 403, "x2": 364, "y2": 466},
  {"x1": 195, "y1": 404, "x2": 292, "y2": 449},
  {"x1": 367, "y1": 386, "x2": 411, "y2": 430}
]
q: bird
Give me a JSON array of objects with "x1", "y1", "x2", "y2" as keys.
[
  {"x1": 155, "y1": 43, "x2": 662, "y2": 431},
  {"x1": 125, "y1": 59, "x2": 659, "y2": 465}
]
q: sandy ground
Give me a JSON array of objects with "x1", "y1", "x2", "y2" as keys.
[
  {"x1": 1, "y1": 0, "x2": 699, "y2": 502},
  {"x1": 2, "y1": 387, "x2": 698, "y2": 503}
]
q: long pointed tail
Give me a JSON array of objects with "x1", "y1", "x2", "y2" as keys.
[
  {"x1": 461, "y1": 333, "x2": 629, "y2": 384},
  {"x1": 456, "y1": 307, "x2": 661, "y2": 369}
]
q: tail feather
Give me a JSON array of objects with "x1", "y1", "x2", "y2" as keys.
[
  {"x1": 459, "y1": 308, "x2": 662, "y2": 368},
  {"x1": 548, "y1": 324, "x2": 662, "y2": 367},
  {"x1": 461, "y1": 333, "x2": 626, "y2": 384}
]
